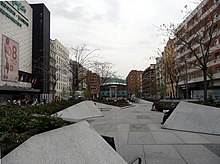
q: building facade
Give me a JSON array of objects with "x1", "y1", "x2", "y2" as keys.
[
  {"x1": 142, "y1": 64, "x2": 156, "y2": 98},
  {"x1": 126, "y1": 70, "x2": 143, "y2": 97},
  {"x1": 0, "y1": 1, "x2": 38, "y2": 103},
  {"x1": 156, "y1": 57, "x2": 166, "y2": 98},
  {"x1": 50, "y1": 39, "x2": 69, "y2": 100},
  {"x1": 100, "y1": 78, "x2": 127, "y2": 98},
  {"x1": 31, "y1": 3, "x2": 50, "y2": 101},
  {"x1": 163, "y1": 39, "x2": 177, "y2": 98},
  {"x1": 174, "y1": 0, "x2": 220, "y2": 99},
  {"x1": 69, "y1": 60, "x2": 78, "y2": 92},
  {"x1": 86, "y1": 70, "x2": 100, "y2": 99},
  {"x1": 49, "y1": 40, "x2": 56, "y2": 101},
  {"x1": 78, "y1": 66, "x2": 88, "y2": 91}
]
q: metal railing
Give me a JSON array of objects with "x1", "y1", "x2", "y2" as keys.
[{"x1": 129, "y1": 157, "x2": 142, "y2": 164}]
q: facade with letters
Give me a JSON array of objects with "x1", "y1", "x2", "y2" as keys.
[{"x1": 0, "y1": 1, "x2": 38, "y2": 103}]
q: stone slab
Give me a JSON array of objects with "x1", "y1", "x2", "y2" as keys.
[
  {"x1": 129, "y1": 124, "x2": 150, "y2": 132},
  {"x1": 55, "y1": 101, "x2": 103, "y2": 122},
  {"x1": 92, "y1": 123, "x2": 112, "y2": 133},
  {"x1": 144, "y1": 145, "x2": 186, "y2": 164},
  {"x1": 137, "y1": 115, "x2": 150, "y2": 119},
  {"x1": 204, "y1": 145, "x2": 220, "y2": 157},
  {"x1": 162, "y1": 101, "x2": 220, "y2": 135},
  {"x1": 3, "y1": 121, "x2": 127, "y2": 164},
  {"x1": 151, "y1": 132, "x2": 184, "y2": 144},
  {"x1": 128, "y1": 132, "x2": 156, "y2": 144},
  {"x1": 173, "y1": 131, "x2": 211, "y2": 144},
  {"x1": 200, "y1": 134, "x2": 220, "y2": 143},
  {"x1": 117, "y1": 132, "x2": 129, "y2": 145},
  {"x1": 117, "y1": 124, "x2": 130, "y2": 132},
  {"x1": 148, "y1": 123, "x2": 168, "y2": 132},
  {"x1": 94, "y1": 102, "x2": 116, "y2": 111},
  {"x1": 138, "y1": 99, "x2": 153, "y2": 105},
  {"x1": 117, "y1": 145, "x2": 146, "y2": 164},
  {"x1": 174, "y1": 145, "x2": 220, "y2": 164}
]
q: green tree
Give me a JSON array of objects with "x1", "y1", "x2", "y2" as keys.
[{"x1": 83, "y1": 89, "x2": 92, "y2": 99}]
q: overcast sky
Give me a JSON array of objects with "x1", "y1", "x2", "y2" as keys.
[{"x1": 28, "y1": 0, "x2": 198, "y2": 78}]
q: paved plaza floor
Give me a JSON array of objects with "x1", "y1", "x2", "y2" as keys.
[{"x1": 90, "y1": 100, "x2": 220, "y2": 164}]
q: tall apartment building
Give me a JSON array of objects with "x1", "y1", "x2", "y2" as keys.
[
  {"x1": 126, "y1": 70, "x2": 143, "y2": 96},
  {"x1": 69, "y1": 60, "x2": 78, "y2": 92},
  {"x1": 78, "y1": 66, "x2": 88, "y2": 91},
  {"x1": 50, "y1": 39, "x2": 69, "y2": 100},
  {"x1": 86, "y1": 71, "x2": 100, "y2": 99},
  {"x1": 163, "y1": 38, "x2": 177, "y2": 98},
  {"x1": 31, "y1": 3, "x2": 50, "y2": 101},
  {"x1": 174, "y1": 0, "x2": 220, "y2": 99},
  {"x1": 156, "y1": 57, "x2": 166, "y2": 98},
  {"x1": 49, "y1": 40, "x2": 56, "y2": 101},
  {"x1": 142, "y1": 64, "x2": 156, "y2": 98}
]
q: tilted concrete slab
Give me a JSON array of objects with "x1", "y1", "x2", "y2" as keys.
[
  {"x1": 139, "y1": 99, "x2": 153, "y2": 105},
  {"x1": 3, "y1": 121, "x2": 127, "y2": 164},
  {"x1": 55, "y1": 101, "x2": 104, "y2": 122},
  {"x1": 162, "y1": 101, "x2": 220, "y2": 135},
  {"x1": 94, "y1": 102, "x2": 115, "y2": 111}
]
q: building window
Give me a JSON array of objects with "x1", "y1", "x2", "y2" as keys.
[
  {"x1": 214, "y1": 38, "x2": 219, "y2": 46},
  {"x1": 198, "y1": 9, "x2": 202, "y2": 18},
  {"x1": 216, "y1": 66, "x2": 220, "y2": 73},
  {"x1": 215, "y1": 52, "x2": 220, "y2": 59},
  {"x1": 208, "y1": 55, "x2": 212, "y2": 62}
]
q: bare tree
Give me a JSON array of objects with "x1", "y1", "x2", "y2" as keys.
[
  {"x1": 154, "y1": 46, "x2": 181, "y2": 99},
  {"x1": 159, "y1": 0, "x2": 220, "y2": 102},
  {"x1": 69, "y1": 44, "x2": 100, "y2": 91},
  {"x1": 91, "y1": 60, "x2": 117, "y2": 85},
  {"x1": 32, "y1": 55, "x2": 63, "y2": 100}
]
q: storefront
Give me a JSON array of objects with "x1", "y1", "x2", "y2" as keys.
[{"x1": 0, "y1": 1, "x2": 37, "y2": 104}]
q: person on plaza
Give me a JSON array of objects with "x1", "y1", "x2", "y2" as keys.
[
  {"x1": 32, "y1": 98, "x2": 38, "y2": 106},
  {"x1": 4, "y1": 37, "x2": 11, "y2": 79},
  {"x1": 7, "y1": 99, "x2": 11, "y2": 105},
  {"x1": 161, "y1": 102, "x2": 176, "y2": 124},
  {"x1": 17, "y1": 99, "x2": 21, "y2": 106}
]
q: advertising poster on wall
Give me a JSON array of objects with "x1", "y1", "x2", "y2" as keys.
[{"x1": 2, "y1": 35, "x2": 19, "y2": 82}]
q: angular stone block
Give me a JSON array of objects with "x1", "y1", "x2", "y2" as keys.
[
  {"x1": 162, "y1": 101, "x2": 220, "y2": 135},
  {"x1": 55, "y1": 101, "x2": 103, "y2": 122},
  {"x1": 3, "y1": 121, "x2": 127, "y2": 164}
]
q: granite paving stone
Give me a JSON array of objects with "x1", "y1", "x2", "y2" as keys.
[
  {"x1": 117, "y1": 124, "x2": 130, "y2": 132},
  {"x1": 117, "y1": 145, "x2": 146, "y2": 164},
  {"x1": 89, "y1": 100, "x2": 220, "y2": 163},
  {"x1": 204, "y1": 145, "x2": 220, "y2": 157},
  {"x1": 129, "y1": 124, "x2": 150, "y2": 132},
  {"x1": 107, "y1": 124, "x2": 117, "y2": 132},
  {"x1": 173, "y1": 131, "x2": 211, "y2": 144},
  {"x1": 137, "y1": 115, "x2": 150, "y2": 119},
  {"x1": 200, "y1": 134, "x2": 220, "y2": 143},
  {"x1": 117, "y1": 132, "x2": 129, "y2": 145},
  {"x1": 137, "y1": 118, "x2": 153, "y2": 124},
  {"x1": 92, "y1": 123, "x2": 112, "y2": 133},
  {"x1": 117, "y1": 117, "x2": 138, "y2": 124},
  {"x1": 151, "y1": 132, "x2": 184, "y2": 144},
  {"x1": 148, "y1": 123, "x2": 169, "y2": 132},
  {"x1": 128, "y1": 132, "x2": 156, "y2": 145},
  {"x1": 174, "y1": 145, "x2": 220, "y2": 164},
  {"x1": 144, "y1": 145, "x2": 187, "y2": 164}
]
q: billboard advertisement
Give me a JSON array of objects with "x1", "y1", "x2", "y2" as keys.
[{"x1": 2, "y1": 35, "x2": 19, "y2": 82}]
